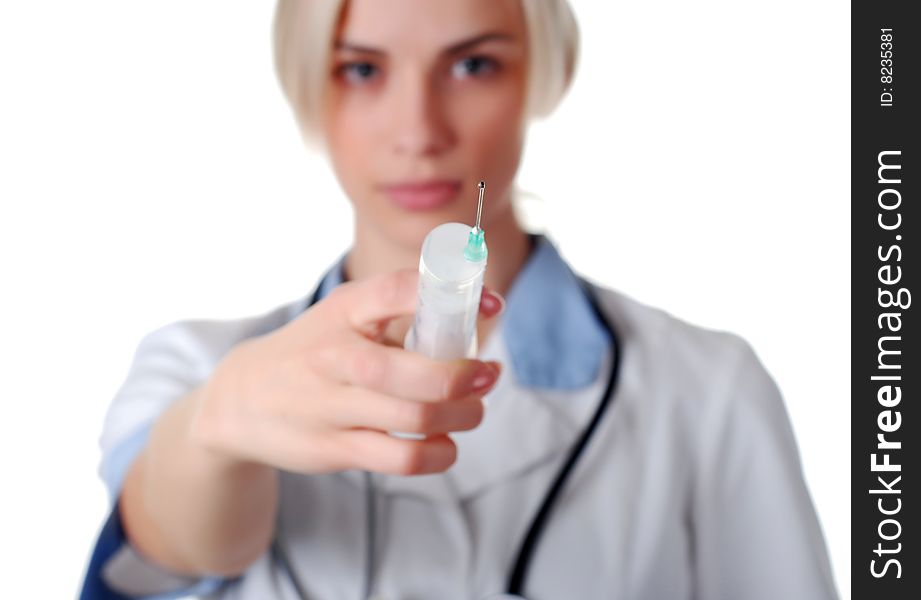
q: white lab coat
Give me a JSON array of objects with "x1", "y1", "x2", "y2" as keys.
[{"x1": 99, "y1": 280, "x2": 839, "y2": 600}]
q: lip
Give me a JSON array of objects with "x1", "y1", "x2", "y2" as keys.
[{"x1": 381, "y1": 179, "x2": 462, "y2": 211}]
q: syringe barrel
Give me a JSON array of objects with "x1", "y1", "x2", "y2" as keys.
[{"x1": 405, "y1": 222, "x2": 486, "y2": 360}]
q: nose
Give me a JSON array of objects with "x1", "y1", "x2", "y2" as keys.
[{"x1": 388, "y1": 70, "x2": 455, "y2": 157}]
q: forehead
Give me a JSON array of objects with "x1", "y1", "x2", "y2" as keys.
[{"x1": 335, "y1": 0, "x2": 526, "y2": 49}]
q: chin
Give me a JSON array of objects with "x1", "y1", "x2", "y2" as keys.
[
  {"x1": 383, "y1": 216, "x2": 440, "y2": 254},
  {"x1": 368, "y1": 196, "x2": 480, "y2": 256}
]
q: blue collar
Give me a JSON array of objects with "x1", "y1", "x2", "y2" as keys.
[{"x1": 312, "y1": 233, "x2": 612, "y2": 390}]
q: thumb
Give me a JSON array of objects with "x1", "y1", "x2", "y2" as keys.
[{"x1": 327, "y1": 268, "x2": 420, "y2": 340}]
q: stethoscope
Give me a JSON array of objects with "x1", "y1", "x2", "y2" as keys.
[{"x1": 272, "y1": 256, "x2": 622, "y2": 600}]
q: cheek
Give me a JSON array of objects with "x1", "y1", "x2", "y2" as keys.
[{"x1": 465, "y1": 82, "x2": 523, "y2": 137}]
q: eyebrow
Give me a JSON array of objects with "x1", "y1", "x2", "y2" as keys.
[{"x1": 334, "y1": 32, "x2": 516, "y2": 56}]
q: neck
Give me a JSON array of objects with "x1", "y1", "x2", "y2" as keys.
[{"x1": 344, "y1": 202, "x2": 532, "y2": 300}]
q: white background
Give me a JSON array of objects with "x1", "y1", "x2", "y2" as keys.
[{"x1": 0, "y1": 1, "x2": 849, "y2": 598}]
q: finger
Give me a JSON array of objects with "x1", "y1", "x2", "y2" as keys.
[
  {"x1": 329, "y1": 268, "x2": 419, "y2": 339},
  {"x1": 332, "y1": 385, "x2": 485, "y2": 434},
  {"x1": 319, "y1": 338, "x2": 502, "y2": 401},
  {"x1": 338, "y1": 430, "x2": 458, "y2": 475},
  {"x1": 479, "y1": 288, "x2": 506, "y2": 319}
]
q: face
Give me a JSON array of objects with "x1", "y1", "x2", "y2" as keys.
[{"x1": 321, "y1": 0, "x2": 529, "y2": 250}]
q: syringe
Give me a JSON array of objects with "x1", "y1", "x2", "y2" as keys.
[{"x1": 404, "y1": 181, "x2": 489, "y2": 359}]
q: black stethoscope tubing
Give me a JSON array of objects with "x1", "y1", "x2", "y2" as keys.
[
  {"x1": 506, "y1": 275, "x2": 620, "y2": 595},
  {"x1": 274, "y1": 269, "x2": 621, "y2": 600}
]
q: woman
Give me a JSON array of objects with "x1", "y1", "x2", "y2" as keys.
[{"x1": 82, "y1": 0, "x2": 838, "y2": 598}]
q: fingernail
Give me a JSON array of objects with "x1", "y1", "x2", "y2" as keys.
[
  {"x1": 483, "y1": 291, "x2": 506, "y2": 315},
  {"x1": 470, "y1": 362, "x2": 500, "y2": 392}
]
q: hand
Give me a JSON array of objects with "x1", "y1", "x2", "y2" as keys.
[{"x1": 189, "y1": 268, "x2": 505, "y2": 477}]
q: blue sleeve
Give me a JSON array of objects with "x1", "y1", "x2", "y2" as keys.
[{"x1": 80, "y1": 496, "x2": 133, "y2": 600}]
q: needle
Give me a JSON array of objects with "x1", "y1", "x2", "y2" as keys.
[
  {"x1": 474, "y1": 180, "x2": 485, "y2": 232},
  {"x1": 464, "y1": 181, "x2": 488, "y2": 262}
]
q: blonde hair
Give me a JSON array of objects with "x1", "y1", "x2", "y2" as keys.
[{"x1": 272, "y1": 0, "x2": 580, "y2": 149}]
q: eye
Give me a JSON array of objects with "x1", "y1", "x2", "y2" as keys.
[
  {"x1": 451, "y1": 55, "x2": 499, "y2": 79},
  {"x1": 336, "y1": 61, "x2": 380, "y2": 85}
]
